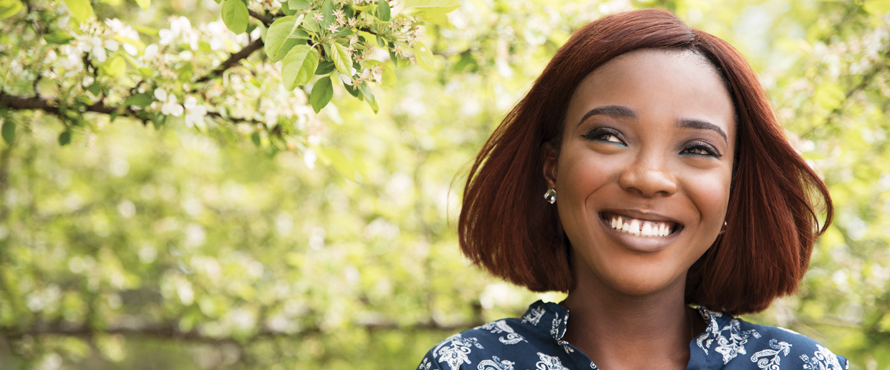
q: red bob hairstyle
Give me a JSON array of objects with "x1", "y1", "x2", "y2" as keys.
[{"x1": 458, "y1": 9, "x2": 833, "y2": 315}]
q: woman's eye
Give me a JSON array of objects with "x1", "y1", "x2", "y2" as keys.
[
  {"x1": 680, "y1": 142, "x2": 722, "y2": 157},
  {"x1": 582, "y1": 128, "x2": 626, "y2": 146}
]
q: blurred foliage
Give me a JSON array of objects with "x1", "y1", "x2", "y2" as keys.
[{"x1": 1, "y1": 0, "x2": 890, "y2": 369}]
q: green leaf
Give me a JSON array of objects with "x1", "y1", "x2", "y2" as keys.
[
  {"x1": 321, "y1": 0, "x2": 334, "y2": 28},
  {"x1": 332, "y1": 27, "x2": 353, "y2": 38},
  {"x1": 114, "y1": 35, "x2": 146, "y2": 49},
  {"x1": 250, "y1": 132, "x2": 261, "y2": 147},
  {"x1": 43, "y1": 31, "x2": 75, "y2": 44},
  {"x1": 864, "y1": 0, "x2": 890, "y2": 14},
  {"x1": 177, "y1": 64, "x2": 194, "y2": 82},
  {"x1": 0, "y1": 0, "x2": 22, "y2": 19},
  {"x1": 85, "y1": 83, "x2": 101, "y2": 96},
  {"x1": 134, "y1": 0, "x2": 149, "y2": 11},
  {"x1": 58, "y1": 130, "x2": 71, "y2": 146},
  {"x1": 123, "y1": 93, "x2": 152, "y2": 107},
  {"x1": 280, "y1": 0, "x2": 295, "y2": 15},
  {"x1": 282, "y1": 45, "x2": 319, "y2": 90},
  {"x1": 221, "y1": 0, "x2": 249, "y2": 34},
  {"x1": 413, "y1": 41, "x2": 437, "y2": 72},
  {"x1": 302, "y1": 14, "x2": 320, "y2": 34},
  {"x1": 315, "y1": 61, "x2": 335, "y2": 75},
  {"x1": 264, "y1": 16, "x2": 309, "y2": 62},
  {"x1": 1, "y1": 119, "x2": 15, "y2": 144},
  {"x1": 343, "y1": 79, "x2": 361, "y2": 98},
  {"x1": 402, "y1": 0, "x2": 459, "y2": 13},
  {"x1": 352, "y1": 4, "x2": 374, "y2": 11},
  {"x1": 453, "y1": 52, "x2": 478, "y2": 73},
  {"x1": 331, "y1": 42, "x2": 352, "y2": 76},
  {"x1": 389, "y1": 50, "x2": 398, "y2": 66},
  {"x1": 309, "y1": 76, "x2": 333, "y2": 113},
  {"x1": 133, "y1": 25, "x2": 159, "y2": 37},
  {"x1": 414, "y1": 10, "x2": 453, "y2": 27},
  {"x1": 62, "y1": 0, "x2": 94, "y2": 22},
  {"x1": 358, "y1": 83, "x2": 378, "y2": 113},
  {"x1": 287, "y1": 0, "x2": 310, "y2": 10},
  {"x1": 103, "y1": 55, "x2": 126, "y2": 77},
  {"x1": 317, "y1": 146, "x2": 356, "y2": 181},
  {"x1": 375, "y1": 1, "x2": 391, "y2": 21}
]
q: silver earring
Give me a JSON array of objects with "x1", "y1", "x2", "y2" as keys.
[
  {"x1": 544, "y1": 189, "x2": 557, "y2": 204},
  {"x1": 719, "y1": 221, "x2": 727, "y2": 234}
]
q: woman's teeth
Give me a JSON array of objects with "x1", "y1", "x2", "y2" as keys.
[{"x1": 608, "y1": 215, "x2": 674, "y2": 237}]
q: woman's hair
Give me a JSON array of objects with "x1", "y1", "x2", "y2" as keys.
[{"x1": 458, "y1": 8, "x2": 833, "y2": 315}]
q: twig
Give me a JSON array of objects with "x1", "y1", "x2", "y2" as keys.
[
  {"x1": 192, "y1": 38, "x2": 265, "y2": 87},
  {"x1": 799, "y1": 44, "x2": 889, "y2": 139},
  {"x1": 189, "y1": 9, "x2": 286, "y2": 87},
  {"x1": 249, "y1": 9, "x2": 275, "y2": 26},
  {"x1": 25, "y1": 0, "x2": 42, "y2": 34}
]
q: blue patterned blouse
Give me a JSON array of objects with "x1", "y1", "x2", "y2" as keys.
[{"x1": 417, "y1": 300, "x2": 848, "y2": 370}]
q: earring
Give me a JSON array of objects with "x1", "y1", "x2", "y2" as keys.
[
  {"x1": 719, "y1": 221, "x2": 727, "y2": 234},
  {"x1": 544, "y1": 189, "x2": 557, "y2": 204}
]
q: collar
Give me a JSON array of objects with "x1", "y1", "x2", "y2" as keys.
[
  {"x1": 521, "y1": 300, "x2": 570, "y2": 342},
  {"x1": 520, "y1": 300, "x2": 724, "y2": 344}
]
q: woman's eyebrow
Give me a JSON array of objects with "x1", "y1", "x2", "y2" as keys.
[
  {"x1": 677, "y1": 118, "x2": 728, "y2": 143},
  {"x1": 576, "y1": 105, "x2": 638, "y2": 127}
]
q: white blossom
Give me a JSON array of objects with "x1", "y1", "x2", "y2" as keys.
[
  {"x1": 183, "y1": 96, "x2": 207, "y2": 127},
  {"x1": 89, "y1": 37, "x2": 107, "y2": 62},
  {"x1": 155, "y1": 89, "x2": 183, "y2": 117},
  {"x1": 105, "y1": 18, "x2": 142, "y2": 56},
  {"x1": 340, "y1": 73, "x2": 353, "y2": 86},
  {"x1": 144, "y1": 44, "x2": 158, "y2": 60},
  {"x1": 206, "y1": 21, "x2": 227, "y2": 50},
  {"x1": 159, "y1": 16, "x2": 192, "y2": 46},
  {"x1": 303, "y1": 148, "x2": 317, "y2": 169},
  {"x1": 57, "y1": 45, "x2": 83, "y2": 71}
]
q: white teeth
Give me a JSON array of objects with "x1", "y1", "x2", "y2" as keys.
[
  {"x1": 607, "y1": 214, "x2": 674, "y2": 238},
  {"x1": 629, "y1": 219, "x2": 640, "y2": 235},
  {"x1": 641, "y1": 223, "x2": 653, "y2": 236}
]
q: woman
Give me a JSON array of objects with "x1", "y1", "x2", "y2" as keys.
[{"x1": 417, "y1": 8, "x2": 847, "y2": 370}]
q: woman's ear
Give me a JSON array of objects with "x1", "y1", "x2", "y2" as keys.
[{"x1": 542, "y1": 142, "x2": 558, "y2": 189}]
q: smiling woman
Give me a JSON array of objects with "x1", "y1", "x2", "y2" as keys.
[{"x1": 417, "y1": 8, "x2": 845, "y2": 370}]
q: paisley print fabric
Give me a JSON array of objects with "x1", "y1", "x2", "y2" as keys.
[{"x1": 417, "y1": 301, "x2": 848, "y2": 370}]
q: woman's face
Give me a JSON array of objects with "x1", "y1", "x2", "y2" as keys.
[{"x1": 542, "y1": 49, "x2": 736, "y2": 297}]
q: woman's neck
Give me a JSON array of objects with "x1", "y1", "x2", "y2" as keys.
[{"x1": 560, "y1": 276, "x2": 696, "y2": 370}]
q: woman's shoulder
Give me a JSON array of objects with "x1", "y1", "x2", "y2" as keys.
[
  {"x1": 417, "y1": 301, "x2": 580, "y2": 370},
  {"x1": 693, "y1": 307, "x2": 849, "y2": 370}
]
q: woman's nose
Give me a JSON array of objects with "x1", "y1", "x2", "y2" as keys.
[{"x1": 617, "y1": 158, "x2": 678, "y2": 197}]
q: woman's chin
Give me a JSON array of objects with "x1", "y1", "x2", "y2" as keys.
[{"x1": 580, "y1": 267, "x2": 688, "y2": 299}]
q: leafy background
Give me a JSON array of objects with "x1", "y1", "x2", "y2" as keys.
[{"x1": 2, "y1": 0, "x2": 890, "y2": 369}]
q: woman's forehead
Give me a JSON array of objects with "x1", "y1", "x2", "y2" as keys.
[{"x1": 565, "y1": 49, "x2": 736, "y2": 137}]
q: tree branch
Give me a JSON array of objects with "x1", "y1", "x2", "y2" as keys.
[
  {"x1": 1, "y1": 319, "x2": 484, "y2": 344},
  {"x1": 189, "y1": 9, "x2": 279, "y2": 88},
  {"x1": 0, "y1": 92, "x2": 267, "y2": 128},
  {"x1": 249, "y1": 9, "x2": 275, "y2": 26},
  {"x1": 799, "y1": 43, "x2": 890, "y2": 139},
  {"x1": 192, "y1": 38, "x2": 265, "y2": 87}
]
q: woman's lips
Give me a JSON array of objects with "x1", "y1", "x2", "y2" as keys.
[
  {"x1": 600, "y1": 212, "x2": 682, "y2": 238},
  {"x1": 596, "y1": 211, "x2": 685, "y2": 253}
]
